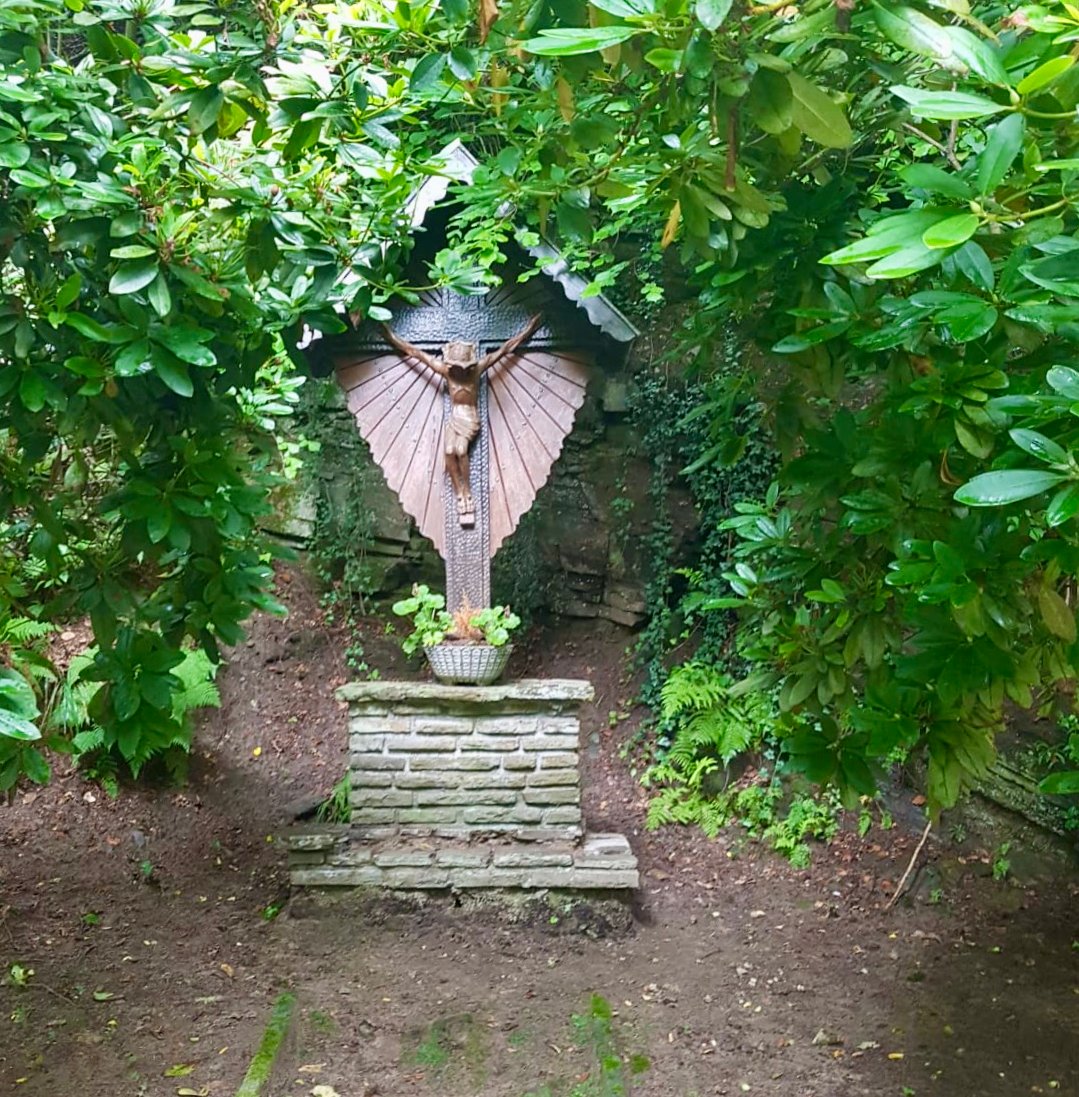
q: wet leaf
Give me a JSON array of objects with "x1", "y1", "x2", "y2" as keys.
[
  {"x1": 788, "y1": 73, "x2": 852, "y2": 148},
  {"x1": 954, "y1": 469, "x2": 1067, "y2": 506}
]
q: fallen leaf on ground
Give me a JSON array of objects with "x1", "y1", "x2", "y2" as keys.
[
  {"x1": 164, "y1": 1064, "x2": 195, "y2": 1077},
  {"x1": 811, "y1": 1029, "x2": 843, "y2": 1046}
]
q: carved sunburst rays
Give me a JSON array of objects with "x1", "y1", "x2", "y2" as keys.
[
  {"x1": 334, "y1": 348, "x2": 590, "y2": 560},
  {"x1": 486, "y1": 350, "x2": 588, "y2": 554},
  {"x1": 338, "y1": 352, "x2": 447, "y2": 553}
]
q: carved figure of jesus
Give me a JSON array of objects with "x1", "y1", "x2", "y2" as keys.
[{"x1": 382, "y1": 314, "x2": 543, "y2": 528}]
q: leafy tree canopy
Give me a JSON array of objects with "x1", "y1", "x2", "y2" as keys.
[{"x1": 0, "y1": 0, "x2": 1077, "y2": 814}]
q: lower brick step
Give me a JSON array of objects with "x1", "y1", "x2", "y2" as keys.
[{"x1": 285, "y1": 827, "x2": 639, "y2": 891}]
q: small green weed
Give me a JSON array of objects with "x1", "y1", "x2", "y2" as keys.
[
  {"x1": 315, "y1": 772, "x2": 351, "y2": 824},
  {"x1": 412, "y1": 1027, "x2": 450, "y2": 1071},
  {"x1": 8, "y1": 964, "x2": 32, "y2": 988},
  {"x1": 404, "y1": 1014, "x2": 488, "y2": 1084},
  {"x1": 307, "y1": 1009, "x2": 336, "y2": 1034},
  {"x1": 992, "y1": 842, "x2": 1012, "y2": 882},
  {"x1": 524, "y1": 994, "x2": 649, "y2": 1097}
]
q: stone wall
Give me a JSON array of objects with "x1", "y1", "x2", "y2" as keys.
[
  {"x1": 287, "y1": 829, "x2": 639, "y2": 890},
  {"x1": 344, "y1": 679, "x2": 590, "y2": 842},
  {"x1": 287, "y1": 679, "x2": 640, "y2": 891}
]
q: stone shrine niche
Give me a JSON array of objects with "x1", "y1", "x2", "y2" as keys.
[
  {"x1": 302, "y1": 142, "x2": 637, "y2": 614},
  {"x1": 289, "y1": 145, "x2": 643, "y2": 895}
]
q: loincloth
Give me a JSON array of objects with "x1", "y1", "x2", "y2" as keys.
[{"x1": 445, "y1": 404, "x2": 480, "y2": 454}]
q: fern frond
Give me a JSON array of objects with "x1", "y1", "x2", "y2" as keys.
[
  {"x1": 0, "y1": 617, "x2": 54, "y2": 646},
  {"x1": 72, "y1": 726, "x2": 105, "y2": 753},
  {"x1": 171, "y1": 650, "x2": 221, "y2": 722},
  {"x1": 660, "y1": 662, "x2": 731, "y2": 719}
]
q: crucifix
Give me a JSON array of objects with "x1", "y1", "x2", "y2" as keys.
[
  {"x1": 333, "y1": 291, "x2": 591, "y2": 614},
  {"x1": 381, "y1": 314, "x2": 542, "y2": 530}
]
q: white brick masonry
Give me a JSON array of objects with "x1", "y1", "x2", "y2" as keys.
[{"x1": 343, "y1": 679, "x2": 592, "y2": 841}]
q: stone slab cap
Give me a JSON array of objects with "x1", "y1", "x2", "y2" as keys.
[{"x1": 337, "y1": 678, "x2": 595, "y2": 705}]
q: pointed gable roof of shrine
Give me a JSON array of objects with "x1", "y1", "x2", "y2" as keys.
[{"x1": 407, "y1": 140, "x2": 638, "y2": 345}]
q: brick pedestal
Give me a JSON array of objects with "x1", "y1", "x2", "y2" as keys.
[{"x1": 287, "y1": 679, "x2": 638, "y2": 891}]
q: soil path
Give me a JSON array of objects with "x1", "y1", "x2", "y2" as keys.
[{"x1": 1, "y1": 566, "x2": 1076, "y2": 1096}]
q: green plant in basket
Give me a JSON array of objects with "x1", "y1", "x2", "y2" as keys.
[
  {"x1": 391, "y1": 586, "x2": 453, "y2": 656},
  {"x1": 462, "y1": 606, "x2": 521, "y2": 648},
  {"x1": 391, "y1": 587, "x2": 521, "y2": 654}
]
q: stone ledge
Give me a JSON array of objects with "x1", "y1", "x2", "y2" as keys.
[
  {"x1": 286, "y1": 829, "x2": 638, "y2": 891},
  {"x1": 336, "y1": 679, "x2": 595, "y2": 706}
]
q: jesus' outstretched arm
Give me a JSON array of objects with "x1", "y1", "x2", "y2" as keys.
[
  {"x1": 479, "y1": 313, "x2": 543, "y2": 373},
  {"x1": 381, "y1": 324, "x2": 447, "y2": 377}
]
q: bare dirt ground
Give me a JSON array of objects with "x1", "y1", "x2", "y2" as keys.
[{"x1": 1, "y1": 564, "x2": 1077, "y2": 1097}]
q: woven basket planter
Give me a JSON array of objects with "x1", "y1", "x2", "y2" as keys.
[{"x1": 424, "y1": 644, "x2": 513, "y2": 686}]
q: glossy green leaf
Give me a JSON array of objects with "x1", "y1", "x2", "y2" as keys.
[
  {"x1": 64, "y1": 313, "x2": 133, "y2": 344},
  {"x1": 153, "y1": 352, "x2": 194, "y2": 397},
  {"x1": 772, "y1": 320, "x2": 851, "y2": 352},
  {"x1": 1038, "y1": 587, "x2": 1076, "y2": 641},
  {"x1": 943, "y1": 26, "x2": 1009, "y2": 86},
  {"x1": 872, "y1": 4, "x2": 954, "y2": 63},
  {"x1": 696, "y1": 0, "x2": 733, "y2": 30},
  {"x1": 939, "y1": 300, "x2": 997, "y2": 341},
  {"x1": 922, "y1": 213, "x2": 979, "y2": 249},
  {"x1": 899, "y1": 164, "x2": 972, "y2": 199},
  {"x1": 188, "y1": 86, "x2": 224, "y2": 135},
  {"x1": 976, "y1": 113, "x2": 1024, "y2": 195},
  {"x1": 0, "y1": 141, "x2": 30, "y2": 167},
  {"x1": 1020, "y1": 253, "x2": 1079, "y2": 297},
  {"x1": 955, "y1": 417, "x2": 993, "y2": 457},
  {"x1": 521, "y1": 27, "x2": 641, "y2": 55},
  {"x1": 822, "y1": 210, "x2": 952, "y2": 265},
  {"x1": 0, "y1": 709, "x2": 41, "y2": 741},
  {"x1": 1016, "y1": 55, "x2": 1075, "y2": 96},
  {"x1": 56, "y1": 272, "x2": 82, "y2": 310},
  {"x1": 890, "y1": 85, "x2": 1007, "y2": 119},
  {"x1": 110, "y1": 244, "x2": 156, "y2": 259},
  {"x1": 1038, "y1": 770, "x2": 1079, "y2": 795},
  {"x1": 866, "y1": 240, "x2": 946, "y2": 278},
  {"x1": 448, "y1": 46, "x2": 477, "y2": 81},
  {"x1": 153, "y1": 326, "x2": 215, "y2": 366},
  {"x1": 1009, "y1": 428, "x2": 1069, "y2": 465},
  {"x1": 1046, "y1": 483, "x2": 1079, "y2": 527},
  {"x1": 644, "y1": 48, "x2": 683, "y2": 71},
  {"x1": 952, "y1": 241, "x2": 994, "y2": 291},
  {"x1": 591, "y1": 0, "x2": 654, "y2": 14},
  {"x1": 0, "y1": 670, "x2": 38, "y2": 719},
  {"x1": 788, "y1": 73, "x2": 852, "y2": 148},
  {"x1": 147, "y1": 274, "x2": 172, "y2": 319},
  {"x1": 747, "y1": 69, "x2": 792, "y2": 134},
  {"x1": 1034, "y1": 159, "x2": 1079, "y2": 172},
  {"x1": 410, "y1": 53, "x2": 446, "y2": 92},
  {"x1": 954, "y1": 469, "x2": 1068, "y2": 506},
  {"x1": 1047, "y1": 366, "x2": 1079, "y2": 400},
  {"x1": 109, "y1": 260, "x2": 159, "y2": 296}
]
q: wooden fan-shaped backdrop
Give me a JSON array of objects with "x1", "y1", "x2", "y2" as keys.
[{"x1": 334, "y1": 346, "x2": 590, "y2": 558}]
